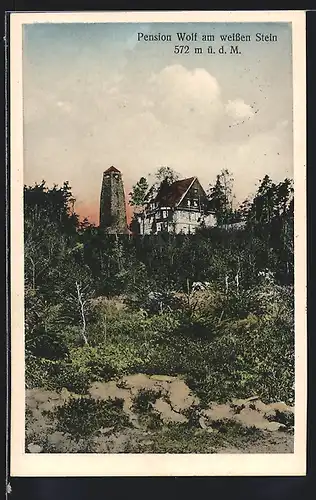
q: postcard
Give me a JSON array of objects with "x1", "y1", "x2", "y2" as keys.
[{"x1": 9, "y1": 10, "x2": 307, "y2": 476}]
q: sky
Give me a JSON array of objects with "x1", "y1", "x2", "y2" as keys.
[{"x1": 23, "y1": 22, "x2": 293, "y2": 224}]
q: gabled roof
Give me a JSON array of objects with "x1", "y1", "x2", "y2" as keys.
[
  {"x1": 104, "y1": 166, "x2": 121, "y2": 174},
  {"x1": 154, "y1": 177, "x2": 198, "y2": 207}
]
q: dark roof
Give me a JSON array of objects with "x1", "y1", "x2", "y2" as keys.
[
  {"x1": 154, "y1": 177, "x2": 196, "y2": 207},
  {"x1": 104, "y1": 166, "x2": 120, "y2": 174}
]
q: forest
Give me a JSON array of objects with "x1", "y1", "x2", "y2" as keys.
[{"x1": 24, "y1": 169, "x2": 295, "y2": 453}]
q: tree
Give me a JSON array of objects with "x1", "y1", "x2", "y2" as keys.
[
  {"x1": 155, "y1": 166, "x2": 180, "y2": 184},
  {"x1": 129, "y1": 167, "x2": 181, "y2": 217},
  {"x1": 245, "y1": 176, "x2": 293, "y2": 226},
  {"x1": 208, "y1": 169, "x2": 234, "y2": 225},
  {"x1": 129, "y1": 177, "x2": 149, "y2": 210},
  {"x1": 146, "y1": 166, "x2": 181, "y2": 202},
  {"x1": 24, "y1": 180, "x2": 79, "y2": 233},
  {"x1": 79, "y1": 217, "x2": 95, "y2": 232}
]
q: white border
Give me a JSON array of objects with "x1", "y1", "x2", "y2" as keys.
[{"x1": 10, "y1": 10, "x2": 307, "y2": 477}]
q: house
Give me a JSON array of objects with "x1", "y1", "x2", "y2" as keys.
[{"x1": 135, "y1": 176, "x2": 216, "y2": 235}]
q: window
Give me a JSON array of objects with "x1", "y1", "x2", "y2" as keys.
[
  {"x1": 193, "y1": 200, "x2": 198, "y2": 207},
  {"x1": 187, "y1": 199, "x2": 191, "y2": 207},
  {"x1": 105, "y1": 174, "x2": 110, "y2": 178}
]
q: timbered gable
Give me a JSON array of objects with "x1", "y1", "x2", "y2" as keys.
[{"x1": 136, "y1": 176, "x2": 216, "y2": 235}]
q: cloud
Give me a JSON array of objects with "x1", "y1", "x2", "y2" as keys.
[
  {"x1": 23, "y1": 62, "x2": 292, "y2": 224},
  {"x1": 56, "y1": 100, "x2": 72, "y2": 113},
  {"x1": 147, "y1": 65, "x2": 223, "y2": 133},
  {"x1": 225, "y1": 98, "x2": 254, "y2": 120}
]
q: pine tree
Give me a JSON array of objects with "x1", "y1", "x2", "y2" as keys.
[
  {"x1": 208, "y1": 169, "x2": 234, "y2": 225},
  {"x1": 128, "y1": 177, "x2": 149, "y2": 210}
]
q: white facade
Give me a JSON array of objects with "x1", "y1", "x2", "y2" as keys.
[
  {"x1": 137, "y1": 208, "x2": 216, "y2": 235},
  {"x1": 135, "y1": 176, "x2": 217, "y2": 235}
]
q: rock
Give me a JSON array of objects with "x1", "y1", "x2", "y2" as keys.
[
  {"x1": 122, "y1": 374, "x2": 159, "y2": 394},
  {"x1": 35, "y1": 390, "x2": 60, "y2": 403},
  {"x1": 202, "y1": 404, "x2": 234, "y2": 422},
  {"x1": 100, "y1": 427, "x2": 115, "y2": 434},
  {"x1": 25, "y1": 394, "x2": 38, "y2": 410},
  {"x1": 149, "y1": 375, "x2": 177, "y2": 382},
  {"x1": 274, "y1": 411, "x2": 294, "y2": 427},
  {"x1": 39, "y1": 399, "x2": 59, "y2": 412},
  {"x1": 89, "y1": 381, "x2": 134, "y2": 411},
  {"x1": 27, "y1": 443, "x2": 43, "y2": 453},
  {"x1": 234, "y1": 407, "x2": 269, "y2": 428},
  {"x1": 265, "y1": 421, "x2": 287, "y2": 432},
  {"x1": 153, "y1": 398, "x2": 188, "y2": 424},
  {"x1": 270, "y1": 402, "x2": 292, "y2": 413},
  {"x1": 262, "y1": 403, "x2": 294, "y2": 426},
  {"x1": 230, "y1": 398, "x2": 246, "y2": 409},
  {"x1": 264, "y1": 409, "x2": 277, "y2": 420},
  {"x1": 199, "y1": 416, "x2": 207, "y2": 429},
  {"x1": 231, "y1": 396, "x2": 264, "y2": 413},
  {"x1": 89, "y1": 381, "x2": 130, "y2": 401},
  {"x1": 245, "y1": 395, "x2": 260, "y2": 402},
  {"x1": 60, "y1": 388, "x2": 72, "y2": 402},
  {"x1": 88, "y1": 381, "x2": 139, "y2": 425},
  {"x1": 168, "y1": 379, "x2": 199, "y2": 412},
  {"x1": 26, "y1": 389, "x2": 61, "y2": 408},
  {"x1": 47, "y1": 431, "x2": 65, "y2": 446},
  {"x1": 253, "y1": 400, "x2": 271, "y2": 414}
]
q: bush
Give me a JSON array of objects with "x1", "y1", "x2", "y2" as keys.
[
  {"x1": 26, "y1": 326, "x2": 70, "y2": 361},
  {"x1": 54, "y1": 396, "x2": 130, "y2": 439},
  {"x1": 69, "y1": 344, "x2": 148, "y2": 379},
  {"x1": 185, "y1": 313, "x2": 294, "y2": 404},
  {"x1": 25, "y1": 355, "x2": 92, "y2": 393},
  {"x1": 132, "y1": 389, "x2": 161, "y2": 413}
]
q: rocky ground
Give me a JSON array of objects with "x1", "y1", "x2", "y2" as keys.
[{"x1": 26, "y1": 374, "x2": 294, "y2": 454}]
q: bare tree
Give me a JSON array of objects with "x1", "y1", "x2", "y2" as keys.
[{"x1": 75, "y1": 281, "x2": 89, "y2": 345}]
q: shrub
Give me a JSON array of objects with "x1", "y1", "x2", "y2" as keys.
[
  {"x1": 69, "y1": 343, "x2": 148, "y2": 379},
  {"x1": 26, "y1": 326, "x2": 70, "y2": 361},
  {"x1": 132, "y1": 389, "x2": 161, "y2": 414},
  {"x1": 185, "y1": 313, "x2": 294, "y2": 404},
  {"x1": 26, "y1": 354, "x2": 52, "y2": 389},
  {"x1": 54, "y1": 396, "x2": 130, "y2": 439},
  {"x1": 25, "y1": 354, "x2": 91, "y2": 393}
]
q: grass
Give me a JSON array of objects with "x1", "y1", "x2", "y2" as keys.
[
  {"x1": 122, "y1": 420, "x2": 264, "y2": 454},
  {"x1": 53, "y1": 396, "x2": 131, "y2": 440},
  {"x1": 25, "y1": 284, "x2": 294, "y2": 452},
  {"x1": 26, "y1": 289, "x2": 294, "y2": 406}
]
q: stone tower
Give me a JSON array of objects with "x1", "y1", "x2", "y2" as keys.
[{"x1": 99, "y1": 166, "x2": 128, "y2": 233}]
